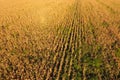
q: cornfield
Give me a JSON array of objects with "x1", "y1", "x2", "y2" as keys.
[{"x1": 0, "y1": 0, "x2": 120, "y2": 80}]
